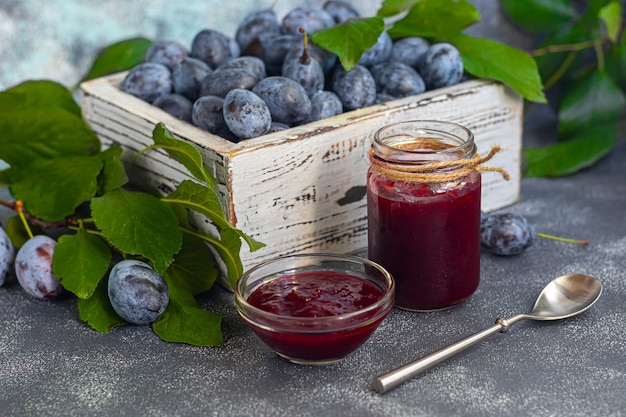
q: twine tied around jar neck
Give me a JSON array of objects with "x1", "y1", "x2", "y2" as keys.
[{"x1": 369, "y1": 145, "x2": 511, "y2": 183}]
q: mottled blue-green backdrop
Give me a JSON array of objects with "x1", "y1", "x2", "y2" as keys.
[{"x1": 0, "y1": 0, "x2": 529, "y2": 90}]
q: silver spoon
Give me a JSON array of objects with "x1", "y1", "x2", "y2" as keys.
[{"x1": 373, "y1": 273, "x2": 603, "y2": 394}]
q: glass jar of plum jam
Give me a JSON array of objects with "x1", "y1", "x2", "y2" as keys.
[{"x1": 367, "y1": 120, "x2": 481, "y2": 311}]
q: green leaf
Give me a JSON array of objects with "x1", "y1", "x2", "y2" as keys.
[
  {"x1": 97, "y1": 145, "x2": 128, "y2": 194},
  {"x1": 0, "y1": 108, "x2": 100, "y2": 169},
  {"x1": 82, "y1": 38, "x2": 152, "y2": 82},
  {"x1": 578, "y1": 0, "x2": 616, "y2": 30},
  {"x1": 376, "y1": 0, "x2": 420, "y2": 17},
  {"x1": 387, "y1": 0, "x2": 481, "y2": 39},
  {"x1": 607, "y1": 34, "x2": 626, "y2": 89},
  {"x1": 599, "y1": 1, "x2": 623, "y2": 42},
  {"x1": 53, "y1": 227, "x2": 112, "y2": 299},
  {"x1": 501, "y1": 0, "x2": 578, "y2": 33},
  {"x1": 310, "y1": 17, "x2": 384, "y2": 70},
  {"x1": 77, "y1": 277, "x2": 127, "y2": 333},
  {"x1": 558, "y1": 69, "x2": 626, "y2": 138},
  {"x1": 524, "y1": 123, "x2": 616, "y2": 177},
  {"x1": 162, "y1": 180, "x2": 248, "y2": 288},
  {"x1": 0, "y1": 80, "x2": 81, "y2": 116},
  {"x1": 211, "y1": 227, "x2": 244, "y2": 290},
  {"x1": 152, "y1": 278, "x2": 222, "y2": 346},
  {"x1": 150, "y1": 122, "x2": 217, "y2": 190},
  {"x1": 162, "y1": 179, "x2": 264, "y2": 252},
  {"x1": 9, "y1": 155, "x2": 103, "y2": 221},
  {"x1": 449, "y1": 34, "x2": 547, "y2": 103},
  {"x1": 90, "y1": 188, "x2": 182, "y2": 274},
  {"x1": 163, "y1": 179, "x2": 228, "y2": 230},
  {"x1": 166, "y1": 233, "x2": 218, "y2": 296}
]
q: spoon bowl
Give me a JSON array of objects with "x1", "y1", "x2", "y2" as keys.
[
  {"x1": 528, "y1": 274, "x2": 602, "y2": 320},
  {"x1": 373, "y1": 274, "x2": 602, "y2": 394}
]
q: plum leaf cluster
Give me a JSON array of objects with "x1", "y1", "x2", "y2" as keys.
[
  {"x1": 312, "y1": 0, "x2": 546, "y2": 103},
  {"x1": 0, "y1": 81, "x2": 263, "y2": 346},
  {"x1": 502, "y1": 0, "x2": 626, "y2": 177}
]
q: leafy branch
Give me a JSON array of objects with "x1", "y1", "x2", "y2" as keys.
[
  {"x1": 502, "y1": 0, "x2": 626, "y2": 177},
  {"x1": 0, "y1": 80, "x2": 263, "y2": 346},
  {"x1": 311, "y1": 0, "x2": 546, "y2": 103}
]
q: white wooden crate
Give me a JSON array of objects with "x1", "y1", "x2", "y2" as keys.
[{"x1": 79, "y1": 73, "x2": 523, "y2": 278}]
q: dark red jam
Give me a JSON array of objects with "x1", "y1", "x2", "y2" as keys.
[
  {"x1": 367, "y1": 172, "x2": 481, "y2": 310},
  {"x1": 248, "y1": 272, "x2": 383, "y2": 316},
  {"x1": 245, "y1": 271, "x2": 388, "y2": 363}
]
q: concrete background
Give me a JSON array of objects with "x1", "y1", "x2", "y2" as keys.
[
  {"x1": 1, "y1": 140, "x2": 625, "y2": 417},
  {"x1": 0, "y1": 0, "x2": 532, "y2": 91}
]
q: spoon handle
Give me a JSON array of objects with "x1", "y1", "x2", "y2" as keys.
[{"x1": 373, "y1": 319, "x2": 510, "y2": 394}]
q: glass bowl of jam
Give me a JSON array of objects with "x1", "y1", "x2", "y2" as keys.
[{"x1": 234, "y1": 253, "x2": 395, "y2": 365}]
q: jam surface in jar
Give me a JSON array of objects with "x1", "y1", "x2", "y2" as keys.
[{"x1": 367, "y1": 171, "x2": 481, "y2": 310}]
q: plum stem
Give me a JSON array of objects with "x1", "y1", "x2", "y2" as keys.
[
  {"x1": 536, "y1": 232, "x2": 589, "y2": 245},
  {"x1": 15, "y1": 200, "x2": 34, "y2": 239},
  {"x1": 298, "y1": 27, "x2": 311, "y2": 65}
]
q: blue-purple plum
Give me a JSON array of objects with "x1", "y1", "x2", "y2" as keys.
[
  {"x1": 120, "y1": 62, "x2": 172, "y2": 103},
  {"x1": 172, "y1": 57, "x2": 212, "y2": 101},
  {"x1": 153, "y1": 93, "x2": 193, "y2": 122},
  {"x1": 480, "y1": 213, "x2": 537, "y2": 256},
  {"x1": 390, "y1": 37, "x2": 430, "y2": 68},
  {"x1": 282, "y1": 42, "x2": 337, "y2": 75},
  {"x1": 331, "y1": 64, "x2": 376, "y2": 110},
  {"x1": 359, "y1": 31, "x2": 393, "y2": 67},
  {"x1": 0, "y1": 226, "x2": 14, "y2": 287},
  {"x1": 217, "y1": 56, "x2": 267, "y2": 81},
  {"x1": 191, "y1": 95, "x2": 238, "y2": 141},
  {"x1": 252, "y1": 76, "x2": 312, "y2": 124},
  {"x1": 15, "y1": 235, "x2": 62, "y2": 299},
  {"x1": 306, "y1": 90, "x2": 343, "y2": 122},
  {"x1": 247, "y1": 33, "x2": 300, "y2": 76},
  {"x1": 107, "y1": 259, "x2": 169, "y2": 325},
  {"x1": 199, "y1": 68, "x2": 259, "y2": 98},
  {"x1": 282, "y1": 50, "x2": 325, "y2": 96},
  {"x1": 190, "y1": 29, "x2": 240, "y2": 69},
  {"x1": 417, "y1": 42, "x2": 464, "y2": 90},
  {"x1": 235, "y1": 8, "x2": 281, "y2": 51},
  {"x1": 145, "y1": 40, "x2": 188, "y2": 71},
  {"x1": 267, "y1": 121, "x2": 291, "y2": 133},
  {"x1": 323, "y1": 0, "x2": 360, "y2": 24},
  {"x1": 370, "y1": 61, "x2": 425, "y2": 98},
  {"x1": 282, "y1": 6, "x2": 335, "y2": 36},
  {"x1": 223, "y1": 89, "x2": 272, "y2": 139}
]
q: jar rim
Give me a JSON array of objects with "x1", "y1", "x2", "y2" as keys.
[{"x1": 373, "y1": 120, "x2": 475, "y2": 161}]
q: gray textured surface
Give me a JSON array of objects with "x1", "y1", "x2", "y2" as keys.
[
  {"x1": 1, "y1": 142, "x2": 625, "y2": 416},
  {"x1": 2, "y1": 1, "x2": 625, "y2": 416}
]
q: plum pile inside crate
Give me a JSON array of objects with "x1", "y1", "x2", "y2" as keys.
[{"x1": 80, "y1": 73, "x2": 523, "y2": 285}]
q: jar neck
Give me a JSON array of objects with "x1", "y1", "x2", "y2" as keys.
[{"x1": 372, "y1": 120, "x2": 476, "y2": 167}]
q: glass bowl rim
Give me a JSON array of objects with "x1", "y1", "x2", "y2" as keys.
[{"x1": 234, "y1": 253, "x2": 395, "y2": 332}]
